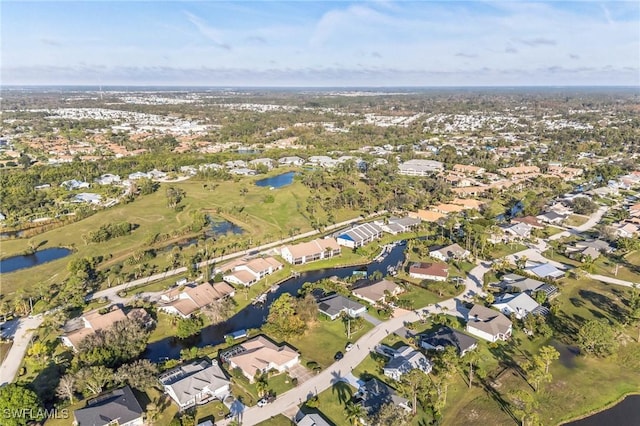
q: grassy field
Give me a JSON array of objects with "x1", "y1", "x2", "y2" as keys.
[
  {"x1": 441, "y1": 277, "x2": 640, "y2": 425},
  {"x1": 256, "y1": 414, "x2": 294, "y2": 426},
  {"x1": 564, "y1": 214, "x2": 589, "y2": 227},
  {"x1": 300, "y1": 384, "x2": 357, "y2": 426},
  {"x1": 289, "y1": 314, "x2": 374, "y2": 369},
  {"x1": 0, "y1": 175, "x2": 364, "y2": 297},
  {"x1": 489, "y1": 243, "x2": 528, "y2": 259},
  {"x1": 397, "y1": 283, "x2": 445, "y2": 309}
]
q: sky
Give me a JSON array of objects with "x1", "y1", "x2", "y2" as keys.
[{"x1": 2, "y1": 0, "x2": 639, "y2": 86}]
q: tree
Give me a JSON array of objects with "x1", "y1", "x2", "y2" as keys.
[
  {"x1": 76, "y1": 365, "x2": 114, "y2": 396},
  {"x1": 368, "y1": 402, "x2": 409, "y2": 426},
  {"x1": 345, "y1": 401, "x2": 367, "y2": 426},
  {"x1": 510, "y1": 389, "x2": 540, "y2": 426},
  {"x1": 27, "y1": 341, "x2": 49, "y2": 367},
  {"x1": 201, "y1": 298, "x2": 236, "y2": 324},
  {"x1": 400, "y1": 369, "x2": 427, "y2": 414},
  {"x1": 577, "y1": 319, "x2": 619, "y2": 357},
  {"x1": 116, "y1": 359, "x2": 159, "y2": 390},
  {"x1": 523, "y1": 357, "x2": 550, "y2": 392},
  {"x1": 571, "y1": 197, "x2": 598, "y2": 215},
  {"x1": 166, "y1": 186, "x2": 185, "y2": 210},
  {"x1": 176, "y1": 315, "x2": 205, "y2": 339},
  {"x1": 538, "y1": 345, "x2": 560, "y2": 374},
  {"x1": 264, "y1": 293, "x2": 307, "y2": 339},
  {"x1": 78, "y1": 318, "x2": 150, "y2": 367},
  {"x1": 0, "y1": 384, "x2": 45, "y2": 426},
  {"x1": 56, "y1": 374, "x2": 77, "y2": 404}
]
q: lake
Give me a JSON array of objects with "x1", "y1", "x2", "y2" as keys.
[
  {"x1": 0, "y1": 247, "x2": 72, "y2": 274},
  {"x1": 206, "y1": 218, "x2": 244, "y2": 237},
  {"x1": 145, "y1": 243, "x2": 406, "y2": 361},
  {"x1": 255, "y1": 172, "x2": 296, "y2": 188},
  {"x1": 565, "y1": 395, "x2": 640, "y2": 426}
]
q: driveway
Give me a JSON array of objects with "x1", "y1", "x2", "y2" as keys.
[
  {"x1": 287, "y1": 364, "x2": 314, "y2": 385},
  {"x1": 0, "y1": 316, "x2": 43, "y2": 386}
]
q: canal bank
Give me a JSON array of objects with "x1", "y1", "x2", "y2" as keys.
[{"x1": 561, "y1": 394, "x2": 640, "y2": 426}]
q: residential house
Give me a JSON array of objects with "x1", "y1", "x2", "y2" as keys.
[
  {"x1": 547, "y1": 202, "x2": 573, "y2": 216},
  {"x1": 307, "y1": 156, "x2": 338, "y2": 168},
  {"x1": 352, "y1": 279, "x2": 404, "y2": 305},
  {"x1": 383, "y1": 216, "x2": 421, "y2": 234},
  {"x1": 614, "y1": 221, "x2": 640, "y2": 238},
  {"x1": 336, "y1": 223, "x2": 384, "y2": 248},
  {"x1": 466, "y1": 305, "x2": 512, "y2": 342},
  {"x1": 525, "y1": 263, "x2": 565, "y2": 280},
  {"x1": 354, "y1": 378, "x2": 411, "y2": 417},
  {"x1": 317, "y1": 294, "x2": 367, "y2": 320},
  {"x1": 295, "y1": 412, "x2": 332, "y2": 426},
  {"x1": 222, "y1": 257, "x2": 283, "y2": 287},
  {"x1": 498, "y1": 165, "x2": 541, "y2": 177},
  {"x1": 492, "y1": 293, "x2": 548, "y2": 319},
  {"x1": 503, "y1": 222, "x2": 533, "y2": 240},
  {"x1": 418, "y1": 326, "x2": 478, "y2": 356},
  {"x1": 225, "y1": 336, "x2": 300, "y2": 382},
  {"x1": 229, "y1": 167, "x2": 256, "y2": 176},
  {"x1": 429, "y1": 243, "x2": 471, "y2": 262},
  {"x1": 566, "y1": 240, "x2": 614, "y2": 261},
  {"x1": 537, "y1": 211, "x2": 567, "y2": 225},
  {"x1": 159, "y1": 360, "x2": 231, "y2": 410},
  {"x1": 225, "y1": 160, "x2": 247, "y2": 169},
  {"x1": 278, "y1": 156, "x2": 304, "y2": 166},
  {"x1": 409, "y1": 262, "x2": 449, "y2": 282},
  {"x1": 511, "y1": 216, "x2": 544, "y2": 229},
  {"x1": 61, "y1": 307, "x2": 148, "y2": 351},
  {"x1": 60, "y1": 179, "x2": 90, "y2": 190},
  {"x1": 128, "y1": 171, "x2": 150, "y2": 180},
  {"x1": 453, "y1": 164, "x2": 485, "y2": 176},
  {"x1": 398, "y1": 159, "x2": 444, "y2": 176},
  {"x1": 249, "y1": 158, "x2": 275, "y2": 170},
  {"x1": 451, "y1": 198, "x2": 485, "y2": 210},
  {"x1": 95, "y1": 174, "x2": 121, "y2": 185},
  {"x1": 73, "y1": 386, "x2": 144, "y2": 426},
  {"x1": 499, "y1": 274, "x2": 558, "y2": 299},
  {"x1": 280, "y1": 238, "x2": 341, "y2": 265},
  {"x1": 73, "y1": 193, "x2": 102, "y2": 205},
  {"x1": 382, "y1": 345, "x2": 432, "y2": 381},
  {"x1": 158, "y1": 282, "x2": 235, "y2": 318}
]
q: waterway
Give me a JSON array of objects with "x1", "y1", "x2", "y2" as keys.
[
  {"x1": 144, "y1": 243, "x2": 406, "y2": 361},
  {"x1": 564, "y1": 395, "x2": 640, "y2": 426},
  {"x1": 255, "y1": 172, "x2": 296, "y2": 188},
  {"x1": 0, "y1": 247, "x2": 72, "y2": 274}
]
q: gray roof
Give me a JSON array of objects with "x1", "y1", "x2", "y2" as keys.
[
  {"x1": 338, "y1": 222, "x2": 383, "y2": 244},
  {"x1": 431, "y1": 243, "x2": 469, "y2": 258},
  {"x1": 383, "y1": 347, "x2": 431, "y2": 376},
  {"x1": 296, "y1": 412, "x2": 333, "y2": 426},
  {"x1": 467, "y1": 305, "x2": 512, "y2": 336},
  {"x1": 501, "y1": 276, "x2": 545, "y2": 293},
  {"x1": 74, "y1": 386, "x2": 143, "y2": 426},
  {"x1": 388, "y1": 216, "x2": 421, "y2": 228},
  {"x1": 493, "y1": 292, "x2": 540, "y2": 316},
  {"x1": 317, "y1": 294, "x2": 365, "y2": 318},
  {"x1": 159, "y1": 360, "x2": 230, "y2": 406},
  {"x1": 419, "y1": 326, "x2": 478, "y2": 355},
  {"x1": 358, "y1": 378, "x2": 409, "y2": 414},
  {"x1": 526, "y1": 263, "x2": 564, "y2": 278},
  {"x1": 574, "y1": 239, "x2": 612, "y2": 252}
]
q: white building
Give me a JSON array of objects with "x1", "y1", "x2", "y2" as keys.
[
  {"x1": 398, "y1": 159, "x2": 444, "y2": 176},
  {"x1": 159, "y1": 360, "x2": 231, "y2": 410}
]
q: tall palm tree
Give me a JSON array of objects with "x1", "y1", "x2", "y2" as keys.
[{"x1": 345, "y1": 401, "x2": 366, "y2": 426}]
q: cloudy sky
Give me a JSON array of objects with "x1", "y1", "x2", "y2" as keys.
[{"x1": 2, "y1": 0, "x2": 639, "y2": 86}]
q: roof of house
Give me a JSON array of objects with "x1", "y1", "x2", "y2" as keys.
[
  {"x1": 511, "y1": 216, "x2": 544, "y2": 228},
  {"x1": 338, "y1": 223, "x2": 383, "y2": 243},
  {"x1": 493, "y1": 293, "x2": 540, "y2": 315},
  {"x1": 383, "y1": 346, "x2": 430, "y2": 373},
  {"x1": 228, "y1": 336, "x2": 298, "y2": 374},
  {"x1": 505, "y1": 222, "x2": 532, "y2": 237},
  {"x1": 537, "y1": 211, "x2": 566, "y2": 221},
  {"x1": 526, "y1": 263, "x2": 564, "y2": 278},
  {"x1": 409, "y1": 262, "x2": 449, "y2": 278},
  {"x1": 419, "y1": 326, "x2": 478, "y2": 354},
  {"x1": 318, "y1": 294, "x2": 365, "y2": 317},
  {"x1": 245, "y1": 257, "x2": 283, "y2": 274},
  {"x1": 296, "y1": 412, "x2": 333, "y2": 426},
  {"x1": 388, "y1": 216, "x2": 422, "y2": 228},
  {"x1": 574, "y1": 239, "x2": 612, "y2": 252},
  {"x1": 359, "y1": 378, "x2": 409, "y2": 414},
  {"x1": 184, "y1": 282, "x2": 225, "y2": 308},
  {"x1": 353, "y1": 279, "x2": 403, "y2": 302},
  {"x1": 431, "y1": 243, "x2": 469, "y2": 258},
  {"x1": 467, "y1": 305, "x2": 512, "y2": 337},
  {"x1": 74, "y1": 386, "x2": 143, "y2": 426},
  {"x1": 433, "y1": 203, "x2": 466, "y2": 213},
  {"x1": 159, "y1": 360, "x2": 230, "y2": 406},
  {"x1": 283, "y1": 238, "x2": 340, "y2": 259},
  {"x1": 502, "y1": 276, "x2": 545, "y2": 293},
  {"x1": 83, "y1": 307, "x2": 127, "y2": 331}
]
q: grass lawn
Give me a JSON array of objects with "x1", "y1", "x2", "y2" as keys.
[
  {"x1": 489, "y1": 243, "x2": 528, "y2": 259},
  {"x1": 625, "y1": 250, "x2": 640, "y2": 267},
  {"x1": 256, "y1": 414, "x2": 294, "y2": 426},
  {"x1": 289, "y1": 315, "x2": 374, "y2": 369},
  {"x1": 564, "y1": 214, "x2": 589, "y2": 227},
  {"x1": 194, "y1": 400, "x2": 230, "y2": 424},
  {"x1": 301, "y1": 383, "x2": 356, "y2": 426},
  {"x1": 0, "y1": 177, "x2": 365, "y2": 299},
  {"x1": 543, "y1": 249, "x2": 581, "y2": 267},
  {"x1": 397, "y1": 284, "x2": 444, "y2": 309},
  {"x1": 230, "y1": 371, "x2": 296, "y2": 407},
  {"x1": 592, "y1": 255, "x2": 640, "y2": 284}
]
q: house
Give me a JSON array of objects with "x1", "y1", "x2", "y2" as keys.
[
  {"x1": 511, "y1": 216, "x2": 544, "y2": 229},
  {"x1": 466, "y1": 305, "x2": 512, "y2": 342},
  {"x1": 95, "y1": 174, "x2": 121, "y2": 185},
  {"x1": 278, "y1": 156, "x2": 304, "y2": 166},
  {"x1": 492, "y1": 293, "x2": 548, "y2": 319},
  {"x1": 354, "y1": 378, "x2": 411, "y2": 416},
  {"x1": 158, "y1": 282, "x2": 235, "y2": 318},
  {"x1": 453, "y1": 164, "x2": 485, "y2": 176},
  {"x1": 418, "y1": 326, "x2": 478, "y2": 356},
  {"x1": 225, "y1": 336, "x2": 300, "y2": 382},
  {"x1": 498, "y1": 165, "x2": 541, "y2": 177},
  {"x1": 398, "y1": 159, "x2": 444, "y2": 176},
  {"x1": 503, "y1": 222, "x2": 532, "y2": 240},
  {"x1": 409, "y1": 262, "x2": 449, "y2": 282},
  {"x1": 222, "y1": 257, "x2": 283, "y2": 287},
  {"x1": 336, "y1": 223, "x2": 384, "y2": 248},
  {"x1": 525, "y1": 263, "x2": 565, "y2": 280},
  {"x1": 159, "y1": 360, "x2": 231, "y2": 410},
  {"x1": 295, "y1": 411, "x2": 332, "y2": 426},
  {"x1": 408, "y1": 209, "x2": 445, "y2": 223},
  {"x1": 249, "y1": 158, "x2": 275, "y2": 170},
  {"x1": 317, "y1": 294, "x2": 367, "y2": 320},
  {"x1": 537, "y1": 211, "x2": 567, "y2": 225},
  {"x1": 382, "y1": 345, "x2": 432, "y2": 381},
  {"x1": 614, "y1": 221, "x2": 640, "y2": 238},
  {"x1": 280, "y1": 238, "x2": 341, "y2": 265},
  {"x1": 229, "y1": 167, "x2": 256, "y2": 176},
  {"x1": 60, "y1": 179, "x2": 90, "y2": 190},
  {"x1": 572, "y1": 239, "x2": 613, "y2": 254},
  {"x1": 307, "y1": 155, "x2": 337, "y2": 168},
  {"x1": 73, "y1": 193, "x2": 103, "y2": 205},
  {"x1": 61, "y1": 306, "x2": 143, "y2": 351},
  {"x1": 225, "y1": 160, "x2": 247, "y2": 169},
  {"x1": 384, "y1": 216, "x2": 422, "y2": 234},
  {"x1": 74, "y1": 386, "x2": 144, "y2": 426},
  {"x1": 352, "y1": 279, "x2": 404, "y2": 305},
  {"x1": 128, "y1": 171, "x2": 150, "y2": 180},
  {"x1": 429, "y1": 243, "x2": 470, "y2": 262}
]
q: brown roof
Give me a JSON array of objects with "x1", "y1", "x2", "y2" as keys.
[
  {"x1": 283, "y1": 238, "x2": 340, "y2": 259},
  {"x1": 228, "y1": 336, "x2": 298, "y2": 375},
  {"x1": 498, "y1": 165, "x2": 540, "y2": 175},
  {"x1": 409, "y1": 262, "x2": 449, "y2": 278},
  {"x1": 84, "y1": 308, "x2": 127, "y2": 331},
  {"x1": 245, "y1": 257, "x2": 282, "y2": 274},
  {"x1": 451, "y1": 198, "x2": 484, "y2": 209},
  {"x1": 184, "y1": 283, "x2": 220, "y2": 308},
  {"x1": 211, "y1": 281, "x2": 235, "y2": 298},
  {"x1": 166, "y1": 299, "x2": 199, "y2": 317},
  {"x1": 228, "y1": 269, "x2": 258, "y2": 285},
  {"x1": 353, "y1": 279, "x2": 404, "y2": 302},
  {"x1": 467, "y1": 305, "x2": 512, "y2": 336},
  {"x1": 453, "y1": 164, "x2": 483, "y2": 173},
  {"x1": 511, "y1": 216, "x2": 544, "y2": 229}
]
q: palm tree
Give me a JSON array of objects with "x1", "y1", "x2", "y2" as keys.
[{"x1": 345, "y1": 401, "x2": 366, "y2": 426}]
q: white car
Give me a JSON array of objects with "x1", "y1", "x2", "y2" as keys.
[
  {"x1": 257, "y1": 398, "x2": 267, "y2": 407},
  {"x1": 345, "y1": 343, "x2": 354, "y2": 352}
]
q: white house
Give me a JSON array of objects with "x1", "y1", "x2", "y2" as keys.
[
  {"x1": 278, "y1": 156, "x2": 304, "y2": 166},
  {"x1": 95, "y1": 174, "x2": 121, "y2": 185},
  {"x1": 158, "y1": 282, "x2": 235, "y2": 318},
  {"x1": 159, "y1": 360, "x2": 231, "y2": 410},
  {"x1": 492, "y1": 292, "x2": 544, "y2": 320},
  {"x1": 280, "y1": 238, "x2": 341, "y2": 265},
  {"x1": 429, "y1": 243, "x2": 471, "y2": 262},
  {"x1": 222, "y1": 257, "x2": 283, "y2": 287},
  {"x1": 466, "y1": 305, "x2": 512, "y2": 342},
  {"x1": 382, "y1": 345, "x2": 432, "y2": 381},
  {"x1": 336, "y1": 222, "x2": 384, "y2": 248},
  {"x1": 225, "y1": 336, "x2": 300, "y2": 382}
]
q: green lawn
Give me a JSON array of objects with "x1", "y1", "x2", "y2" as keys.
[
  {"x1": 564, "y1": 214, "x2": 589, "y2": 227},
  {"x1": 301, "y1": 384, "x2": 356, "y2": 426},
  {"x1": 194, "y1": 400, "x2": 230, "y2": 424},
  {"x1": 289, "y1": 315, "x2": 374, "y2": 369},
  {"x1": 489, "y1": 243, "x2": 528, "y2": 259},
  {"x1": 256, "y1": 414, "x2": 294, "y2": 426},
  {"x1": 397, "y1": 284, "x2": 444, "y2": 309}
]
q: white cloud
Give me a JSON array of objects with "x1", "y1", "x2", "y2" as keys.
[{"x1": 184, "y1": 11, "x2": 230, "y2": 50}]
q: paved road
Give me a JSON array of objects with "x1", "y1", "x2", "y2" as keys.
[
  {"x1": 221, "y1": 260, "x2": 487, "y2": 425},
  {"x1": 87, "y1": 211, "x2": 387, "y2": 303},
  {"x1": 548, "y1": 206, "x2": 609, "y2": 241},
  {"x1": 587, "y1": 274, "x2": 637, "y2": 288},
  {"x1": 0, "y1": 316, "x2": 43, "y2": 386}
]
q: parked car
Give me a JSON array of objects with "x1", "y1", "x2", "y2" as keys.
[
  {"x1": 334, "y1": 351, "x2": 344, "y2": 361},
  {"x1": 345, "y1": 343, "x2": 354, "y2": 352},
  {"x1": 257, "y1": 398, "x2": 268, "y2": 407}
]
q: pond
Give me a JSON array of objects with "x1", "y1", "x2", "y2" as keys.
[
  {"x1": 0, "y1": 247, "x2": 72, "y2": 274},
  {"x1": 564, "y1": 395, "x2": 640, "y2": 426},
  {"x1": 255, "y1": 172, "x2": 296, "y2": 189},
  {"x1": 550, "y1": 339, "x2": 579, "y2": 368},
  {"x1": 144, "y1": 243, "x2": 407, "y2": 361},
  {"x1": 205, "y1": 218, "x2": 244, "y2": 237}
]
